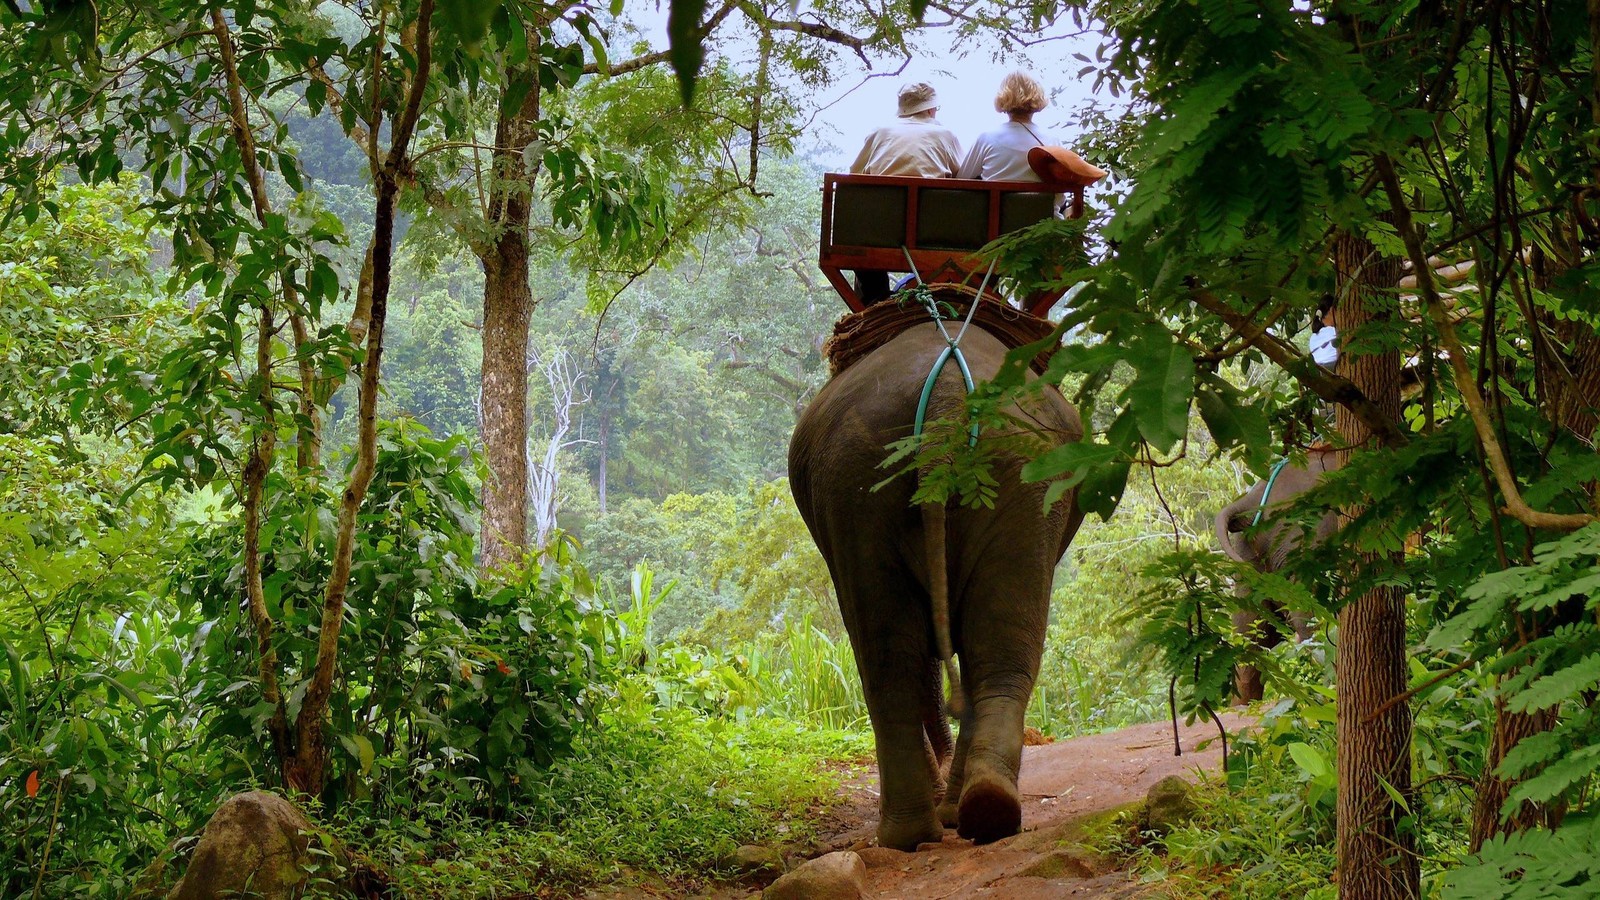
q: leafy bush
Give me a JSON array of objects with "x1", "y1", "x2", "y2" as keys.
[
  {"x1": 170, "y1": 422, "x2": 617, "y2": 815},
  {"x1": 340, "y1": 717, "x2": 866, "y2": 897}
]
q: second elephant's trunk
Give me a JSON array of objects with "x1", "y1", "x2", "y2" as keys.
[
  {"x1": 923, "y1": 500, "x2": 966, "y2": 717},
  {"x1": 1214, "y1": 495, "x2": 1258, "y2": 563}
]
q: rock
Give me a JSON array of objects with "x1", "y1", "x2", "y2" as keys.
[
  {"x1": 1017, "y1": 847, "x2": 1101, "y2": 879},
  {"x1": 855, "y1": 846, "x2": 911, "y2": 869},
  {"x1": 1023, "y1": 726, "x2": 1054, "y2": 746},
  {"x1": 723, "y1": 844, "x2": 786, "y2": 877},
  {"x1": 1140, "y1": 775, "x2": 1199, "y2": 837},
  {"x1": 168, "y1": 791, "x2": 323, "y2": 900},
  {"x1": 763, "y1": 851, "x2": 866, "y2": 900}
]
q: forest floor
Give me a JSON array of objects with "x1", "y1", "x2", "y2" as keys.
[{"x1": 583, "y1": 714, "x2": 1245, "y2": 899}]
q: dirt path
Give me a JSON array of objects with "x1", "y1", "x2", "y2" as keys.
[
  {"x1": 590, "y1": 715, "x2": 1243, "y2": 899},
  {"x1": 799, "y1": 715, "x2": 1242, "y2": 899}
]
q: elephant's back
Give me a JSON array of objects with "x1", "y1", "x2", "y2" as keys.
[
  {"x1": 789, "y1": 323, "x2": 1078, "y2": 487},
  {"x1": 794, "y1": 324, "x2": 993, "y2": 464}
]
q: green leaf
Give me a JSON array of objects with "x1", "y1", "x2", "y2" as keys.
[
  {"x1": 667, "y1": 0, "x2": 708, "y2": 106},
  {"x1": 1195, "y1": 374, "x2": 1269, "y2": 464},
  {"x1": 1509, "y1": 653, "x2": 1600, "y2": 714},
  {"x1": 1078, "y1": 459, "x2": 1131, "y2": 520},
  {"x1": 1287, "y1": 741, "x2": 1331, "y2": 781},
  {"x1": 1126, "y1": 330, "x2": 1194, "y2": 452},
  {"x1": 438, "y1": 0, "x2": 497, "y2": 53},
  {"x1": 1020, "y1": 440, "x2": 1120, "y2": 485}
]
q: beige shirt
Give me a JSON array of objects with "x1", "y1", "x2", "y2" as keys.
[{"x1": 849, "y1": 118, "x2": 962, "y2": 178}]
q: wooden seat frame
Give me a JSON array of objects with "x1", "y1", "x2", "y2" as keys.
[{"x1": 818, "y1": 173, "x2": 1085, "y2": 316}]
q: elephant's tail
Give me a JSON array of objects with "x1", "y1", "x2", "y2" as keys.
[{"x1": 923, "y1": 500, "x2": 966, "y2": 718}]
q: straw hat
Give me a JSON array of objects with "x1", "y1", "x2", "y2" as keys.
[
  {"x1": 1027, "y1": 146, "x2": 1107, "y2": 187},
  {"x1": 897, "y1": 82, "x2": 939, "y2": 117}
]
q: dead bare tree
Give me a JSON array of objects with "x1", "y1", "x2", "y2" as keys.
[{"x1": 526, "y1": 346, "x2": 593, "y2": 554}]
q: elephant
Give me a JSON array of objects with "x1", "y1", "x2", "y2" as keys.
[
  {"x1": 1213, "y1": 446, "x2": 1341, "y2": 702},
  {"x1": 788, "y1": 311, "x2": 1083, "y2": 851}
]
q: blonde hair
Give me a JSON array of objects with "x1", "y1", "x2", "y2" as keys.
[{"x1": 993, "y1": 72, "x2": 1047, "y2": 116}]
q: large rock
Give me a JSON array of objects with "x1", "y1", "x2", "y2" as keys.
[
  {"x1": 1139, "y1": 775, "x2": 1199, "y2": 837},
  {"x1": 722, "y1": 844, "x2": 786, "y2": 877},
  {"x1": 763, "y1": 850, "x2": 867, "y2": 900},
  {"x1": 1017, "y1": 847, "x2": 1102, "y2": 879},
  {"x1": 168, "y1": 791, "x2": 319, "y2": 900},
  {"x1": 855, "y1": 846, "x2": 912, "y2": 869}
]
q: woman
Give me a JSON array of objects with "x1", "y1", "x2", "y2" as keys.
[
  {"x1": 957, "y1": 72, "x2": 1056, "y2": 181},
  {"x1": 1309, "y1": 295, "x2": 1338, "y2": 368}
]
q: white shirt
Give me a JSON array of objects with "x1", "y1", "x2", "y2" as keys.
[
  {"x1": 1310, "y1": 326, "x2": 1338, "y2": 367},
  {"x1": 957, "y1": 121, "x2": 1055, "y2": 181},
  {"x1": 850, "y1": 118, "x2": 962, "y2": 178}
]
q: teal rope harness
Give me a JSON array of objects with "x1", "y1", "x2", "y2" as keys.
[
  {"x1": 1251, "y1": 456, "x2": 1294, "y2": 527},
  {"x1": 905, "y1": 251, "x2": 997, "y2": 447}
]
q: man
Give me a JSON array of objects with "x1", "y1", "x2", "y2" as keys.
[
  {"x1": 851, "y1": 82, "x2": 963, "y2": 178},
  {"x1": 849, "y1": 83, "x2": 962, "y2": 302}
]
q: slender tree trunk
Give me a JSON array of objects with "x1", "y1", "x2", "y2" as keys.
[
  {"x1": 595, "y1": 349, "x2": 616, "y2": 516},
  {"x1": 597, "y1": 415, "x2": 610, "y2": 516},
  {"x1": 1332, "y1": 231, "x2": 1418, "y2": 898},
  {"x1": 1470, "y1": 698, "x2": 1560, "y2": 850},
  {"x1": 478, "y1": 61, "x2": 540, "y2": 572},
  {"x1": 288, "y1": 0, "x2": 436, "y2": 795},
  {"x1": 1469, "y1": 228, "x2": 1590, "y2": 848},
  {"x1": 212, "y1": 9, "x2": 294, "y2": 769},
  {"x1": 290, "y1": 171, "x2": 402, "y2": 795}
]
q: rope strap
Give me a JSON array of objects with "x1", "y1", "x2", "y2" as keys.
[
  {"x1": 903, "y1": 251, "x2": 997, "y2": 446},
  {"x1": 1251, "y1": 456, "x2": 1294, "y2": 527}
]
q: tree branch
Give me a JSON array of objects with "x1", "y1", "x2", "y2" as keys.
[
  {"x1": 582, "y1": 2, "x2": 737, "y2": 75},
  {"x1": 1189, "y1": 289, "x2": 1411, "y2": 447},
  {"x1": 1374, "y1": 152, "x2": 1593, "y2": 529}
]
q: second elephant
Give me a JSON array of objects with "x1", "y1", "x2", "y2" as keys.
[{"x1": 1213, "y1": 446, "x2": 1341, "y2": 702}]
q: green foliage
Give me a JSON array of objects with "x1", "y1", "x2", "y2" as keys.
[
  {"x1": 0, "y1": 181, "x2": 218, "y2": 897},
  {"x1": 1029, "y1": 444, "x2": 1250, "y2": 735},
  {"x1": 170, "y1": 422, "x2": 612, "y2": 812},
  {"x1": 0, "y1": 178, "x2": 179, "y2": 441},
  {"x1": 1444, "y1": 815, "x2": 1600, "y2": 899},
  {"x1": 583, "y1": 479, "x2": 835, "y2": 644},
  {"x1": 1102, "y1": 712, "x2": 1341, "y2": 900},
  {"x1": 342, "y1": 718, "x2": 865, "y2": 897},
  {"x1": 735, "y1": 617, "x2": 868, "y2": 731}
]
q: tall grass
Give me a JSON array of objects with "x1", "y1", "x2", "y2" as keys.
[{"x1": 739, "y1": 616, "x2": 868, "y2": 731}]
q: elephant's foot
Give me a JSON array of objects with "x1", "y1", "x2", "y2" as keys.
[
  {"x1": 877, "y1": 813, "x2": 942, "y2": 852},
  {"x1": 936, "y1": 799, "x2": 959, "y2": 828},
  {"x1": 956, "y1": 773, "x2": 1021, "y2": 844}
]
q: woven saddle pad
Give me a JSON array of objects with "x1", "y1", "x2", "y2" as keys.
[{"x1": 823, "y1": 285, "x2": 1059, "y2": 378}]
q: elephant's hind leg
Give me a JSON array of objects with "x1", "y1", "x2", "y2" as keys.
[
  {"x1": 839, "y1": 567, "x2": 944, "y2": 851},
  {"x1": 953, "y1": 556, "x2": 1051, "y2": 845}
]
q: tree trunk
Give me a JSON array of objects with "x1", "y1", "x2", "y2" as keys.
[
  {"x1": 1469, "y1": 229, "x2": 1588, "y2": 848},
  {"x1": 1332, "y1": 231, "x2": 1418, "y2": 898},
  {"x1": 1470, "y1": 698, "x2": 1561, "y2": 850},
  {"x1": 287, "y1": 0, "x2": 436, "y2": 795},
  {"x1": 595, "y1": 349, "x2": 617, "y2": 516},
  {"x1": 477, "y1": 62, "x2": 541, "y2": 573},
  {"x1": 480, "y1": 251, "x2": 533, "y2": 568}
]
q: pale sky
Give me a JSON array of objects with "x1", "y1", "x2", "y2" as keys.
[
  {"x1": 803, "y1": 31, "x2": 1105, "y2": 167},
  {"x1": 632, "y1": 5, "x2": 1108, "y2": 170}
]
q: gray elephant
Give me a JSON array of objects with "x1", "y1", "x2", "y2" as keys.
[
  {"x1": 788, "y1": 312, "x2": 1083, "y2": 850},
  {"x1": 1213, "y1": 446, "x2": 1340, "y2": 702}
]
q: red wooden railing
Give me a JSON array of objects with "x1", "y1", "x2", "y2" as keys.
[{"x1": 818, "y1": 173, "x2": 1084, "y2": 315}]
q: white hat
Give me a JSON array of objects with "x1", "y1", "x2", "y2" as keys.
[{"x1": 897, "y1": 82, "x2": 939, "y2": 117}]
